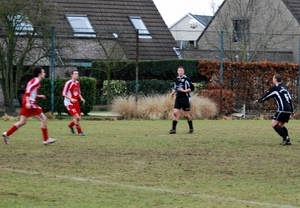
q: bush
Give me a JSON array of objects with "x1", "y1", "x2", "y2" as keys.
[
  {"x1": 200, "y1": 89, "x2": 236, "y2": 115},
  {"x1": 38, "y1": 77, "x2": 96, "y2": 115},
  {"x1": 111, "y1": 94, "x2": 218, "y2": 119}
]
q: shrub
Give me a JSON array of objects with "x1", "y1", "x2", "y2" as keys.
[
  {"x1": 200, "y1": 89, "x2": 236, "y2": 115},
  {"x1": 111, "y1": 94, "x2": 218, "y2": 119}
]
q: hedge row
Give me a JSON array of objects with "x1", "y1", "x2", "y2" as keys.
[
  {"x1": 37, "y1": 77, "x2": 96, "y2": 115},
  {"x1": 199, "y1": 60, "x2": 299, "y2": 112}
]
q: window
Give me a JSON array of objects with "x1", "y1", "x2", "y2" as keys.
[
  {"x1": 10, "y1": 15, "x2": 34, "y2": 35},
  {"x1": 232, "y1": 18, "x2": 249, "y2": 43},
  {"x1": 129, "y1": 16, "x2": 152, "y2": 39},
  {"x1": 66, "y1": 14, "x2": 96, "y2": 37}
]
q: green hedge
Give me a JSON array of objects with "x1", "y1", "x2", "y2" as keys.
[
  {"x1": 38, "y1": 77, "x2": 96, "y2": 115},
  {"x1": 91, "y1": 59, "x2": 204, "y2": 86}
]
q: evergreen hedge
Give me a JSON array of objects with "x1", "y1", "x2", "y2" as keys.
[{"x1": 38, "y1": 77, "x2": 96, "y2": 115}]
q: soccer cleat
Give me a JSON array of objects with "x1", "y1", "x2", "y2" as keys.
[
  {"x1": 43, "y1": 138, "x2": 56, "y2": 145},
  {"x1": 69, "y1": 126, "x2": 75, "y2": 134},
  {"x1": 169, "y1": 129, "x2": 176, "y2": 134},
  {"x1": 78, "y1": 132, "x2": 85, "y2": 136},
  {"x1": 280, "y1": 137, "x2": 292, "y2": 146},
  {"x1": 188, "y1": 129, "x2": 194, "y2": 134},
  {"x1": 285, "y1": 137, "x2": 292, "y2": 145},
  {"x1": 2, "y1": 132, "x2": 9, "y2": 145}
]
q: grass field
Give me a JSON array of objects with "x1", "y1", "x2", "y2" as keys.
[{"x1": 0, "y1": 118, "x2": 300, "y2": 208}]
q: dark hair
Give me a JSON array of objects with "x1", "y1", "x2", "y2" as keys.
[
  {"x1": 33, "y1": 67, "x2": 43, "y2": 77},
  {"x1": 71, "y1": 70, "x2": 78, "y2": 75},
  {"x1": 274, "y1": 74, "x2": 282, "y2": 82}
]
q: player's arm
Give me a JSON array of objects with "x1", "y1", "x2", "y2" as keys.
[
  {"x1": 170, "y1": 89, "x2": 176, "y2": 97},
  {"x1": 254, "y1": 86, "x2": 275, "y2": 104},
  {"x1": 25, "y1": 94, "x2": 31, "y2": 109},
  {"x1": 36, "y1": 94, "x2": 46, "y2": 99},
  {"x1": 62, "y1": 82, "x2": 77, "y2": 103},
  {"x1": 170, "y1": 80, "x2": 177, "y2": 97},
  {"x1": 79, "y1": 94, "x2": 85, "y2": 103}
]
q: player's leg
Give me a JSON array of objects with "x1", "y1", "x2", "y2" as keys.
[
  {"x1": 170, "y1": 108, "x2": 180, "y2": 134},
  {"x1": 2, "y1": 115, "x2": 28, "y2": 144},
  {"x1": 182, "y1": 97, "x2": 193, "y2": 134},
  {"x1": 35, "y1": 112, "x2": 56, "y2": 144},
  {"x1": 66, "y1": 105, "x2": 76, "y2": 134},
  {"x1": 272, "y1": 119, "x2": 286, "y2": 139},
  {"x1": 73, "y1": 113, "x2": 84, "y2": 136},
  {"x1": 67, "y1": 105, "x2": 84, "y2": 135},
  {"x1": 278, "y1": 113, "x2": 291, "y2": 145},
  {"x1": 75, "y1": 106, "x2": 84, "y2": 136}
]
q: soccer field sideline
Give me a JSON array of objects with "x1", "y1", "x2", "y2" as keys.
[{"x1": 1, "y1": 166, "x2": 298, "y2": 208}]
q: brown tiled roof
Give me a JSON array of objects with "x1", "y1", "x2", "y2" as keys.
[{"x1": 48, "y1": 0, "x2": 178, "y2": 60}]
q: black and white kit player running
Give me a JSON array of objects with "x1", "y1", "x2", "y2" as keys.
[{"x1": 254, "y1": 74, "x2": 294, "y2": 146}]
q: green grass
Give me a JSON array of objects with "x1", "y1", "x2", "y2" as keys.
[{"x1": 0, "y1": 119, "x2": 300, "y2": 208}]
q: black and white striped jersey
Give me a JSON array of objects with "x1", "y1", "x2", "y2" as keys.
[
  {"x1": 173, "y1": 75, "x2": 192, "y2": 98},
  {"x1": 258, "y1": 84, "x2": 294, "y2": 113}
]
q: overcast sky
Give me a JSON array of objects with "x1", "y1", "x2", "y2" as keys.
[{"x1": 152, "y1": 0, "x2": 224, "y2": 27}]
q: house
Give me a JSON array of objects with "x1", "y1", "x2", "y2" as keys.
[
  {"x1": 196, "y1": 0, "x2": 300, "y2": 63},
  {"x1": 0, "y1": 0, "x2": 179, "y2": 104},
  {"x1": 169, "y1": 13, "x2": 212, "y2": 49},
  {"x1": 46, "y1": 0, "x2": 179, "y2": 76}
]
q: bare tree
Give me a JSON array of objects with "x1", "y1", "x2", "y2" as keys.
[
  {"x1": 92, "y1": 33, "x2": 129, "y2": 109},
  {"x1": 0, "y1": 0, "x2": 55, "y2": 115},
  {"x1": 199, "y1": 0, "x2": 298, "y2": 62}
]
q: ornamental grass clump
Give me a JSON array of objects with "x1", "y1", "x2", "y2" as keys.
[
  {"x1": 111, "y1": 94, "x2": 218, "y2": 119},
  {"x1": 111, "y1": 96, "x2": 139, "y2": 119}
]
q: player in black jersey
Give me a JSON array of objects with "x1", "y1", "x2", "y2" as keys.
[
  {"x1": 169, "y1": 66, "x2": 194, "y2": 134},
  {"x1": 254, "y1": 74, "x2": 294, "y2": 145}
]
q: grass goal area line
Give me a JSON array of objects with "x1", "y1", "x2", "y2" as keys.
[{"x1": 1, "y1": 167, "x2": 298, "y2": 208}]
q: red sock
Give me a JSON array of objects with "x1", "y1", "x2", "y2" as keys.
[
  {"x1": 7, "y1": 125, "x2": 18, "y2": 136},
  {"x1": 68, "y1": 121, "x2": 75, "y2": 128},
  {"x1": 75, "y1": 125, "x2": 82, "y2": 134},
  {"x1": 41, "y1": 127, "x2": 48, "y2": 141}
]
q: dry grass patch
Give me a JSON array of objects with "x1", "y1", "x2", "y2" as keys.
[{"x1": 112, "y1": 94, "x2": 218, "y2": 119}]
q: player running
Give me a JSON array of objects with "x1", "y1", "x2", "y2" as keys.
[{"x1": 62, "y1": 70, "x2": 85, "y2": 136}]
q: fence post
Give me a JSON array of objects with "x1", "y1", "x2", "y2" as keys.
[
  {"x1": 298, "y1": 35, "x2": 300, "y2": 107},
  {"x1": 219, "y1": 31, "x2": 224, "y2": 114},
  {"x1": 135, "y1": 29, "x2": 139, "y2": 105},
  {"x1": 50, "y1": 26, "x2": 55, "y2": 114}
]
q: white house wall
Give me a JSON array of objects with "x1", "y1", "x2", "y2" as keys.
[{"x1": 170, "y1": 16, "x2": 205, "y2": 41}]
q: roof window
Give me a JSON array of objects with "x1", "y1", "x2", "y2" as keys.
[
  {"x1": 66, "y1": 14, "x2": 96, "y2": 37},
  {"x1": 129, "y1": 16, "x2": 152, "y2": 39}
]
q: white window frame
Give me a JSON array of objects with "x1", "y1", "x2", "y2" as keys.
[
  {"x1": 66, "y1": 14, "x2": 96, "y2": 37},
  {"x1": 129, "y1": 16, "x2": 152, "y2": 39}
]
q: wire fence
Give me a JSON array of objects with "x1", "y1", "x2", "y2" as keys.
[{"x1": 2, "y1": 25, "x2": 300, "y2": 112}]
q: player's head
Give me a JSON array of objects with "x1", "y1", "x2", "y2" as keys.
[
  {"x1": 33, "y1": 67, "x2": 45, "y2": 79},
  {"x1": 273, "y1": 74, "x2": 282, "y2": 84},
  {"x1": 177, "y1": 66, "x2": 185, "y2": 77},
  {"x1": 71, "y1": 70, "x2": 79, "y2": 80}
]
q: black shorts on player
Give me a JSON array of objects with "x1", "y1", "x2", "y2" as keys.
[
  {"x1": 174, "y1": 97, "x2": 191, "y2": 111},
  {"x1": 273, "y1": 112, "x2": 291, "y2": 123}
]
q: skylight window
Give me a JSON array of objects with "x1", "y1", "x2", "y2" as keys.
[
  {"x1": 129, "y1": 16, "x2": 152, "y2": 39},
  {"x1": 66, "y1": 14, "x2": 96, "y2": 37}
]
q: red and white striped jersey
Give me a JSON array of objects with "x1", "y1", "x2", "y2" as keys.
[
  {"x1": 62, "y1": 80, "x2": 81, "y2": 106},
  {"x1": 22, "y1": 77, "x2": 40, "y2": 106}
]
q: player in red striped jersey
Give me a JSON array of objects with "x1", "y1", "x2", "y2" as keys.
[
  {"x1": 62, "y1": 70, "x2": 85, "y2": 136},
  {"x1": 2, "y1": 67, "x2": 56, "y2": 145}
]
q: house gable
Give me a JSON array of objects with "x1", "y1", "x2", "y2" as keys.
[
  {"x1": 197, "y1": 0, "x2": 300, "y2": 62},
  {"x1": 169, "y1": 13, "x2": 212, "y2": 48},
  {"x1": 47, "y1": 0, "x2": 178, "y2": 61}
]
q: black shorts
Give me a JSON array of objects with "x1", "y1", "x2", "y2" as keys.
[
  {"x1": 174, "y1": 97, "x2": 191, "y2": 111},
  {"x1": 273, "y1": 112, "x2": 291, "y2": 123}
]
